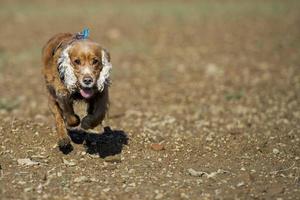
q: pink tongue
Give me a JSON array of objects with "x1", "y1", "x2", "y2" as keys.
[{"x1": 80, "y1": 89, "x2": 93, "y2": 99}]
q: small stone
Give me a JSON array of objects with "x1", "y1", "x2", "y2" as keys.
[
  {"x1": 187, "y1": 168, "x2": 205, "y2": 177},
  {"x1": 205, "y1": 63, "x2": 223, "y2": 77},
  {"x1": 128, "y1": 182, "x2": 136, "y2": 187},
  {"x1": 90, "y1": 177, "x2": 97, "y2": 182},
  {"x1": 17, "y1": 158, "x2": 40, "y2": 166},
  {"x1": 206, "y1": 134, "x2": 213, "y2": 142},
  {"x1": 37, "y1": 183, "x2": 43, "y2": 193},
  {"x1": 206, "y1": 172, "x2": 218, "y2": 179},
  {"x1": 155, "y1": 193, "x2": 164, "y2": 200},
  {"x1": 18, "y1": 181, "x2": 26, "y2": 185},
  {"x1": 128, "y1": 169, "x2": 135, "y2": 173},
  {"x1": 180, "y1": 193, "x2": 189, "y2": 199},
  {"x1": 31, "y1": 154, "x2": 48, "y2": 159},
  {"x1": 237, "y1": 181, "x2": 245, "y2": 187},
  {"x1": 88, "y1": 154, "x2": 99, "y2": 159},
  {"x1": 104, "y1": 155, "x2": 121, "y2": 163},
  {"x1": 24, "y1": 187, "x2": 33, "y2": 192},
  {"x1": 103, "y1": 162, "x2": 108, "y2": 167},
  {"x1": 272, "y1": 148, "x2": 280, "y2": 154},
  {"x1": 150, "y1": 143, "x2": 165, "y2": 151},
  {"x1": 74, "y1": 176, "x2": 89, "y2": 183},
  {"x1": 63, "y1": 159, "x2": 76, "y2": 166},
  {"x1": 103, "y1": 188, "x2": 110, "y2": 192}
]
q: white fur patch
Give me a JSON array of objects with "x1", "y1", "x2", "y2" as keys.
[
  {"x1": 57, "y1": 46, "x2": 77, "y2": 92},
  {"x1": 97, "y1": 49, "x2": 112, "y2": 92}
]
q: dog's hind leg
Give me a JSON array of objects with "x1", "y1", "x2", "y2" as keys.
[
  {"x1": 48, "y1": 95, "x2": 73, "y2": 153},
  {"x1": 81, "y1": 86, "x2": 109, "y2": 130}
]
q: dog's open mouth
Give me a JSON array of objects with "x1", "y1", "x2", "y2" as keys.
[{"x1": 80, "y1": 88, "x2": 94, "y2": 99}]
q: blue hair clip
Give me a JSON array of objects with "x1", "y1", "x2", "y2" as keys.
[
  {"x1": 76, "y1": 28, "x2": 90, "y2": 40},
  {"x1": 82, "y1": 28, "x2": 90, "y2": 39}
]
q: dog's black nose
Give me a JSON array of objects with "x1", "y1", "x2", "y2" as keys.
[{"x1": 83, "y1": 76, "x2": 93, "y2": 86}]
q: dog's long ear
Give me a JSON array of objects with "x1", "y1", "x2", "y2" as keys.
[
  {"x1": 97, "y1": 48, "x2": 112, "y2": 92},
  {"x1": 57, "y1": 46, "x2": 78, "y2": 92},
  {"x1": 102, "y1": 48, "x2": 111, "y2": 64}
]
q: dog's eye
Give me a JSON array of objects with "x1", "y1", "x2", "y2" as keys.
[
  {"x1": 92, "y1": 58, "x2": 99, "y2": 65},
  {"x1": 74, "y1": 59, "x2": 81, "y2": 65}
]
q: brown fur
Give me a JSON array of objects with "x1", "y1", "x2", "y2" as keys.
[{"x1": 42, "y1": 33, "x2": 110, "y2": 152}]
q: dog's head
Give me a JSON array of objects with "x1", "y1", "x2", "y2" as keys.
[{"x1": 57, "y1": 40, "x2": 112, "y2": 99}]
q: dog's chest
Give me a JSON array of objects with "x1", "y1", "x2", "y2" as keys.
[{"x1": 71, "y1": 92, "x2": 85, "y2": 101}]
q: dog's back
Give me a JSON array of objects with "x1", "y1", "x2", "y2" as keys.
[{"x1": 42, "y1": 33, "x2": 73, "y2": 67}]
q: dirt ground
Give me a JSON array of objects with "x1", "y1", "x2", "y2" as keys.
[{"x1": 0, "y1": 0, "x2": 300, "y2": 199}]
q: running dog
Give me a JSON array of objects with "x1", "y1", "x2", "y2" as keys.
[{"x1": 42, "y1": 29, "x2": 112, "y2": 152}]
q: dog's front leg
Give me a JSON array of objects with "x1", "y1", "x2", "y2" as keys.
[
  {"x1": 48, "y1": 94, "x2": 73, "y2": 153},
  {"x1": 45, "y1": 72, "x2": 80, "y2": 127},
  {"x1": 56, "y1": 89, "x2": 80, "y2": 127},
  {"x1": 81, "y1": 86, "x2": 109, "y2": 130}
]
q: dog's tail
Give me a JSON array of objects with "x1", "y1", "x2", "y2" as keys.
[{"x1": 42, "y1": 33, "x2": 73, "y2": 66}]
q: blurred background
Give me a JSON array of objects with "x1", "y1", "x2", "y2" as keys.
[
  {"x1": 0, "y1": 0, "x2": 300, "y2": 199},
  {"x1": 0, "y1": 0, "x2": 299, "y2": 118}
]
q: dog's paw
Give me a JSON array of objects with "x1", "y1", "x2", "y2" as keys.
[
  {"x1": 66, "y1": 114, "x2": 80, "y2": 127},
  {"x1": 81, "y1": 115, "x2": 98, "y2": 130},
  {"x1": 58, "y1": 137, "x2": 73, "y2": 154}
]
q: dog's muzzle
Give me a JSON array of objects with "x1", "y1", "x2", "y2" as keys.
[
  {"x1": 79, "y1": 75, "x2": 96, "y2": 99},
  {"x1": 81, "y1": 75, "x2": 94, "y2": 88}
]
